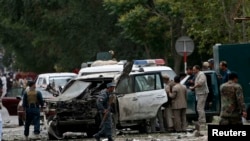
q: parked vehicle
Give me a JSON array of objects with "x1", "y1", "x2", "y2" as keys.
[
  {"x1": 213, "y1": 43, "x2": 250, "y2": 120},
  {"x1": 46, "y1": 62, "x2": 168, "y2": 139},
  {"x1": 78, "y1": 59, "x2": 177, "y2": 80},
  {"x1": 180, "y1": 43, "x2": 250, "y2": 123},
  {"x1": 17, "y1": 88, "x2": 55, "y2": 126},
  {"x1": 35, "y1": 72, "x2": 77, "y2": 96},
  {"x1": 2, "y1": 87, "x2": 23, "y2": 115}
]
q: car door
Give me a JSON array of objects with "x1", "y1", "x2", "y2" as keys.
[
  {"x1": 2, "y1": 87, "x2": 23, "y2": 115},
  {"x1": 115, "y1": 61, "x2": 141, "y2": 121},
  {"x1": 116, "y1": 77, "x2": 140, "y2": 121},
  {"x1": 180, "y1": 75, "x2": 196, "y2": 114},
  {"x1": 135, "y1": 73, "x2": 167, "y2": 119}
]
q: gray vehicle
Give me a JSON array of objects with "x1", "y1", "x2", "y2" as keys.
[{"x1": 46, "y1": 62, "x2": 168, "y2": 140}]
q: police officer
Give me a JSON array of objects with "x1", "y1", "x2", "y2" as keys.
[
  {"x1": 93, "y1": 82, "x2": 115, "y2": 141},
  {"x1": 22, "y1": 81, "x2": 44, "y2": 140},
  {"x1": 219, "y1": 72, "x2": 247, "y2": 125}
]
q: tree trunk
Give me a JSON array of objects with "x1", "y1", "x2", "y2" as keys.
[{"x1": 144, "y1": 44, "x2": 151, "y2": 58}]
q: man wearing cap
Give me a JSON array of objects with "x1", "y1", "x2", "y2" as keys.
[
  {"x1": 22, "y1": 81, "x2": 44, "y2": 140},
  {"x1": 93, "y1": 82, "x2": 116, "y2": 141}
]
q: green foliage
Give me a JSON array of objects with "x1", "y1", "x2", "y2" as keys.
[
  {"x1": 0, "y1": 0, "x2": 132, "y2": 73},
  {"x1": 0, "y1": 0, "x2": 250, "y2": 74}
]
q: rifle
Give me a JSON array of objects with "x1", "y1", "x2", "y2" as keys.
[{"x1": 99, "y1": 94, "x2": 115, "y2": 128}]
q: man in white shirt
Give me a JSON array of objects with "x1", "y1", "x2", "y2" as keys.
[
  {"x1": 1, "y1": 74, "x2": 7, "y2": 98},
  {"x1": 190, "y1": 65, "x2": 209, "y2": 124},
  {"x1": 0, "y1": 73, "x2": 10, "y2": 124}
]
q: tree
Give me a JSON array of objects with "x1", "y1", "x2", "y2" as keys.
[{"x1": 0, "y1": 0, "x2": 136, "y2": 73}]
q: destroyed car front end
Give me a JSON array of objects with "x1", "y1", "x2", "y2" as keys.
[{"x1": 46, "y1": 73, "x2": 116, "y2": 139}]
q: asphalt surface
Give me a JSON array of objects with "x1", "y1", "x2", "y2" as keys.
[
  {"x1": 1, "y1": 114, "x2": 208, "y2": 141},
  {"x1": 6, "y1": 106, "x2": 248, "y2": 141}
]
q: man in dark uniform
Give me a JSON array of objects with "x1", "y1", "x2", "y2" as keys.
[
  {"x1": 22, "y1": 81, "x2": 44, "y2": 140},
  {"x1": 93, "y1": 82, "x2": 116, "y2": 141},
  {"x1": 219, "y1": 72, "x2": 247, "y2": 125}
]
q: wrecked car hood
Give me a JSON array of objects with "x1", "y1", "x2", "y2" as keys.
[{"x1": 47, "y1": 80, "x2": 91, "y2": 102}]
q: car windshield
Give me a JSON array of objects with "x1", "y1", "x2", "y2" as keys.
[
  {"x1": 50, "y1": 80, "x2": 91, "y2": 102},
  {"x1": 49, "y1": 76, "x2": 75, "y2": 87}
]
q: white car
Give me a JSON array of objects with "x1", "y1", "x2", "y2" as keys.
[
  {"x1": 46, "y1": 62, "x2": 168, "y2": 139},
  {"x1": 35, "y1": 72, "x2": 77, "y2": 94},
  {"x1": 78, "y1": 59, "x2": 176, "y2": 80}
]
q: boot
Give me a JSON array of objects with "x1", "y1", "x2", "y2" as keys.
[
  {"x1": 107, "y1": 135, "x2": 113, "y2": 141},
  {"x1": 93, "y1": 134, "x2": 100, "y2": 141}
]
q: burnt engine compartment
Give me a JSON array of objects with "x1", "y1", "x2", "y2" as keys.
[
  {"x1": 56, "y1": 99, "x2": 98, "y2": 120},
  {"x1": 47, "y1": 81, "x2": 111, "y2": 138},
  {"x1": 53, "y1": 82, "x2": 107, "y2": 120}
]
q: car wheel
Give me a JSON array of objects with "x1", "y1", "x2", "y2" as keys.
[
  {"x1": 86, "y1": 130, "x2": 96, "y2": 138},
  {"x1": 18, "y1": 117, "x2": 24, "y2": 126},
  {"x1": 47, "y1": 116, "x2": 63, "y2": 140},
  {"x1": 138, "y1": 120, "x2": 150, "y2": 134}
]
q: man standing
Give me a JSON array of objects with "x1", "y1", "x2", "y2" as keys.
[
  {"x1": 208, "y1": 58, "x2": 214, "y2": 70},
  {"x1": 219, "y1": 72, "x2": 247, "y2": 125},
  {"x1": 219, "y1": 61, "x2": 231, "y2": 83},
  {"x1": 0, "y1": 73, "x2": 11, "y2": 125},
  {"x1": 162, "y1": 74, "x2": 175, "y2": 132},
  {"x1": 169, "y1": 76, "x2": 187, "y2": 132},
  {"x1": 93, "y1": 82, "x2": 116, "y2": 141},
  {"x1": 22, "y1": 81, "x2": 44, "y2": 140},
  {"x1": 184, "y1": 66, "x2": 195, "y2": 89},
  {"x1": 190, "y1": 65, "x2": 209, "y2": 124}
]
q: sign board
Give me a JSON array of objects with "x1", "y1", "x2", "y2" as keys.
[{"x1": 175, "y1": 36, "x2": 194, "y2": 56}]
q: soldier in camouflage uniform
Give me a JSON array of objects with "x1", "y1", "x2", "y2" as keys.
[{"x1": 219, "y1": 72, "x2": 247, "y2": 125}]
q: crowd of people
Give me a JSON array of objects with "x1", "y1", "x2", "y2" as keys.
[
  {"x1": 0, "y1": 72, "x2": 38, "y2": 140},
  {"x1": 146, "y1": 59, "x2": 247, "y2": 137},
  {"x1": 0, "y1": 59, "x2": 247, "y2": 141}
]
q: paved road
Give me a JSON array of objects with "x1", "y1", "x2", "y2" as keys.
[{"x1": 1, "y1": 115, "x2": 208, "y2": 141}]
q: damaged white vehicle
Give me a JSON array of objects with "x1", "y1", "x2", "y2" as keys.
[{"x1": 46, "y1": 62, "x2": 168, "y2": 140}]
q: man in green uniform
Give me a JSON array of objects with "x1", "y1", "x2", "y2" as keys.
[
  {"x1": 219, "y1": 72, "x2": 247, "y2": 125},
  {"x1": 22, "y1": 81, "x2": 44, "y2": 140}
]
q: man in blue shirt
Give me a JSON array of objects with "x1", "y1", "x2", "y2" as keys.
[
  {"x1": 22, "y1": 81, "x2": 44, "y2": 140},
  {"x1": 93, "y1": 82, "x2": 116, "y2": 141},
  {"x1": 219, "y1": 61, "x2": 231, "y2": 83}
]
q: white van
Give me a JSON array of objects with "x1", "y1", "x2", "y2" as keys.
[
  {"x1": 78, "y1": 59, "x2": 176, "y2": 80},
  {"x1": 35, "y1": 72, "x2": 77, "y2": 91},
  {"x1": 47, "y1": 66, "x2": 168, "y2": 139}
]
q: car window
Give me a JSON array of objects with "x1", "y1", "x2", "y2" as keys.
[
  {"x1": 42, "y1": 78, "x2": 47, "y2": 85},
  {"x1": 135, "y1": 74, "x2": 162, "y2": 92},
  {"x1": 115, "y1": 77, "x2": 133, "y2": 94},
  {"x1": 37, "y1": 78, "x2": 43, "y2": 86},
  {"x1": 6, "y1": 87, "x2": 23, "y2": 97},
  {"x1": 49, "y1": 76, "x2": 74, "y2": 87}
]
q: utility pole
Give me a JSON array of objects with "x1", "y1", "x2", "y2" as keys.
[{"x1": 232, "y1": 0, "x2": 249, "y2": 42}]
